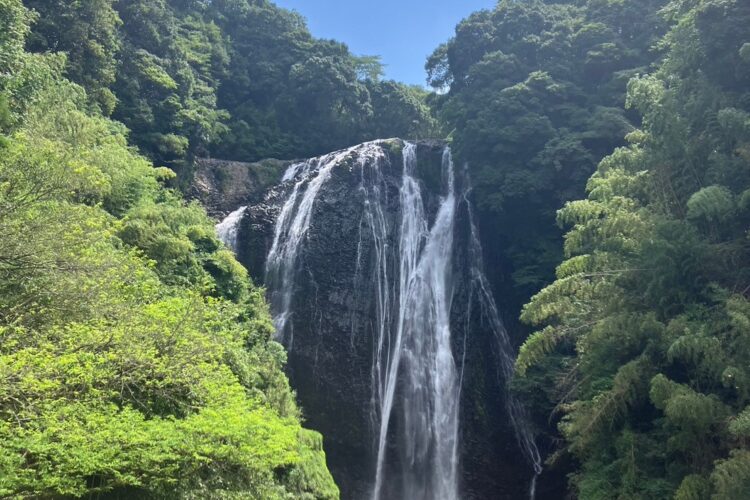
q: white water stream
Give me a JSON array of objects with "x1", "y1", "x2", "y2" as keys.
[
  {"x1": 215, "y1": 205, "x2": 246, "y2": 252},
  {"x1": 215, "y1": 140, "x2": 541, "y2": 499},
  {"x1": 369, "y1": 143, "x2": 461, "y2": 500}
]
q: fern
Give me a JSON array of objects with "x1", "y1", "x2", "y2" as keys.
[{"x1": 515, "y1": 326, "x2": 568, "y2": 376}]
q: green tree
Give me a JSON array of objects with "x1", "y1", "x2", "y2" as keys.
[
  {"x1": 24, "y1": 0, "x2": 121, "y2": 114},
  {"x1": 0, "y1": 2, "x2": 339, "y2": 497},
  {"x1": 516, "y1": 0, "x2": 750, "y2": 497},
  {"x1": 23, "y1": 0, "x2": 437, "y2": 176},
  {"x1": 366, "y1": 80, "x2": 437, "y2": 140},
  {"x1": 111, "y1": 0, "x2": 229, "y2": 171},
  {"x1": 428, "y1": 0, "x2": 667, "y2": 310}
]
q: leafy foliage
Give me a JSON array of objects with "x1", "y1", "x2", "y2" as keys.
[
  {"x1": 22, "y1": 0, "x2": 436, "y2": 177},
  {"x1": 428, "y1": 0, "x2": 667, "y2": 306},
  {"x1": 516, "y1": 0, "x2": 750, "y2": 497},
  {"x1": 0, "y1": 2, "x2": 338, "y2": 497},
  {"x1": 24, "y1": 0, "x2": 121, "y2": 114}
]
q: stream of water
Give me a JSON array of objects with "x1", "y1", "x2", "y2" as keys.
[{"x1": 216, "y1": 140, "x2": 541, "y2": 499}]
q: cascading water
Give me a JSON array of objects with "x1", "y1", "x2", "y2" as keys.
[
  {"x1": 352, "y1": 147, "x2": 390, "y2": 359},
  {"x1": 216, "y1": 206, "x2": 246, "y2": 252},
  {"x1": 265, "y1": 145, "x2": 386, "y2": 347},
  {"x1": 214, "y1": 139, "x2": 541, "y2": 499},
  {"x1": 463, "y1": 190, "x2": 543, "y2": 499},
  {"x1": 371, "y1": 144, "x2": 461, "y2": 500}
]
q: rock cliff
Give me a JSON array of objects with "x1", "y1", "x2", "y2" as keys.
[{"x1": 193, "y1": 139, "x2": 539, "y2": 499}]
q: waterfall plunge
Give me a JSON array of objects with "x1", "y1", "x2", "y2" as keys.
[
  {"x1": 255, "y1": 141, "x2": 462, "y2": 498},
  {"x1": 216, "y1": 206, "x2": 246, "y2": 252},
  {"x1": 370, "y1": 144, "x2": 460, "y2": 500},
  {"x1": 215, "y1": 140, "x2": 541, "y2": 499}
]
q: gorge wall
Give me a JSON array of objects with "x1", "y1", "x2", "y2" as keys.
[{"x1": 198, "y1": 139, "x2": 543, "y2": 499}]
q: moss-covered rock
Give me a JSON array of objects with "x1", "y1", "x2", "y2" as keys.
[{"x1": 280, "y1": 429, "x2": 340, "y2": 500}]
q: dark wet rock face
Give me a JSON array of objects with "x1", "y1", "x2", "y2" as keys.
[
  {"x1": 202, "y1": 139, "x2": 538, "y2": 500},
  {"x1": 190, "y1": 157, "x2": 291, "y2": 217}
]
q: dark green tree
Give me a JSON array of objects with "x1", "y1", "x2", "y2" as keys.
[
  {"x1": 23, "y1": 0, "x2": 437, "y2": 174},
  {"x1": 517, "y1": 0, "x2": 750, "y2": 497},
  {"x1": 428, "y1": 0, "x2": 666, "y2": 309},
  {"x1": 110, "y1": 0, "x2": 229, "y2": 171}
]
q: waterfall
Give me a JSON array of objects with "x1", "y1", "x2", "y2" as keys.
[
  {"x1": 266, "y1": 143, "x2": 385, "y2": 347},
  {"x1": 218, "y1": 139, "x2": 541, "y2": 499},
  {"x1": 264, "y1": 156, "x2": 319, "y2": 348},
  {"x1": 372, "y1": 144, "x2": 460, "y2": 500},
  {"x1": 464, "y1": 190, "x2": 543, "y2": 498},
  {"x1": 352, "y1": 147, "x2": 391, "y2": 380},
  {"x1": 216, "y1": 206, "x2": 246, "y2": 252}
]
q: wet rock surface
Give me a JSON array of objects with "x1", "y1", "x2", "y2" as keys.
[
  {"x1": 195, "y1": 140, "x2": 535, "y2": 499},
  {"x1": 189, "y1": 157, "x2": 292, "y2": 217}
]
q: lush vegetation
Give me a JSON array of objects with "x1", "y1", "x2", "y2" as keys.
[
  {"x1": 428, "y1": 0, "x2": 667, "y2": 309},
  {"x1": 428, "y1": 0, "x2": 750, "y2": 497},
  {"x1": 513, "y1": 0, "x2": 750, "y2": 497},
  {"x1": 6, "y1": 0, "x2": 750, "y2": 497},
  {"x1": 23, "y1": 0, "x2": 436, "y2": 178},
  {"x1": 0, "y1": 0, "x2": 338, "y2": 497}
]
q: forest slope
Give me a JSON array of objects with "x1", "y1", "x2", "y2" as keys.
[
  {"x1": 0, "y1": 1, "x2": 337, "y2": 497},
  {"x1": 516, "y1": 0, "x2": 750, "y2": 497}
]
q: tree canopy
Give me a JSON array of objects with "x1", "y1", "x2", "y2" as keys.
[
  {"x1": 515, "y1": 0, "x2": 750, "y2": 497},
  {"x1": 23, "y1": 0, "x2": 436, "y2": 177},
  {"x1": 0, "y1": 1, "x2": 338, "y2": 497},
  {"x1": 428, "y1": 0, "x2": 667, "y2": 309}
]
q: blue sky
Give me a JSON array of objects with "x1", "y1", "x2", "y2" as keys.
[{"x1": 272, "y1": 0, "x2": 497, "y2": 86}]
